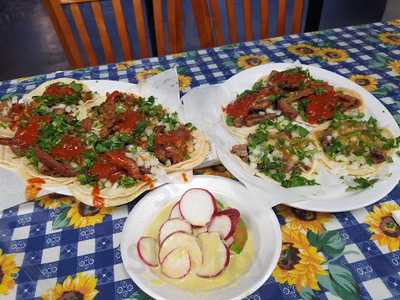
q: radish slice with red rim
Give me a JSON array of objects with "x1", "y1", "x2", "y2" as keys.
[
  {"x1": 161, "y1": 248, "x2": 191, "y2": 279},
  {"x1": 159, "y1": 218, "x2": 192, "y2": 244},
  {"x1": 208, "y1": 214, "x2": 232, "y2": 240},
  {"x1": 179, "y1": 188, "x2": 217, "y2": 226},
  {"x1": 137, "y1": 237, "x2": 159, "y2": 267},
  {"x1": 196, "y1": 232, "x2": 230, "y2": 278},
  {"x1": 169, "y1": 202, "x2": 183, "y2": 219}
]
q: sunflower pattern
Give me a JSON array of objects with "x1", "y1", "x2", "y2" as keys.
[
  {"x1": 273, "y1": 227, "x2": 328, "y2": 291},
  {"x1": 349, "y1": 74, "x2": 378, "y2": 92},
  {"x1": 389, "y1": 60, "x2": 400, "y2": 75},
  {"x1": 41, "y1": 273, "x2": 98, "y2": 300},
  {"x1": 276, "y1": 205, "x2": 332, "y2": 233},
  {"x1": 237, "y1": 55, "x2": 269, "y2": 69},
  {"x1": 0, "y1": 250, "x2": 18, "y2": 296},
  {"x1": 136, "y1": 69, "x2": 162, "y2": 82},
  {"x1": 378, "y1": 32, "x2": 400, "y2": 46},
  {"x1": 287, "y1": 43, "x2": 319, "y2": 57},
  {"x1": 286, "y1": 43, "x2": 349, "y2": 63},
  {"x1": 67, "y1": 202, "x2": 111, "y2": 229},
  {"x1": 365, "y1": 202, "x2": 400, "y2": 251},
  {"x1": 35, "y1": 193, "x2": 74, "y2": 209},
  {"x1": 388, "y1": 19, "x2": 400, "y2": 26}
]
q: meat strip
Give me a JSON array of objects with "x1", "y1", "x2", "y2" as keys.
[
  {"x1": 337, "y1": 94, "x2": 361, "y2": 111},
  {"x1": 231, "y1": 144, "x2": 249, "y2": 163},
  {"x1": 277, "y1": 100, "x2": 298, "y2": 120},
  {"x1": 284, "y1": 88, "x2": 314, "y2": 104},
  {"x1": 0, "y1": 137, "x2": 12, "y2": 145},
  {"x1": 369, "y1": 149, "x2": 386, "y2": 164},
  {"x1": 34, "y1": 146, "x2": 77, "y2": 177},
  {"x1": 105, "y1": 151, "x2": 143, "y2": 180},
  {"x1": 249, "y1": 100, "x2": 273, "y2": 112},
  {"x1": 244, "y1": 113, "x2": 276, "y2": 126},
  {"x1": 80, "y1": 118, "x2": 93, "y2": 132}
]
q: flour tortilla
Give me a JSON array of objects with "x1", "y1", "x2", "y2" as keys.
[
  {"x1": 164, "y1": 130, "x2": 209, "y2": 173},
  {"x1": 69, "y1": 181, "x2": 152, "y2": 207},
  {"x1": 314, "y1": 128, "x2": 394, "y2": 177},
  {"x1": 25, "y1": 78, "x2": 98, "y2": 121}
]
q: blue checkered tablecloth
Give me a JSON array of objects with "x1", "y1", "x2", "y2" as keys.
[{"x1": 0, "y1": 21, "x2": 400, "y2": 299}]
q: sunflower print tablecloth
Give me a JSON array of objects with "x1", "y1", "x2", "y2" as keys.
[{"x1": 0, "y1": 20, "x2": 400, "y2": 300}]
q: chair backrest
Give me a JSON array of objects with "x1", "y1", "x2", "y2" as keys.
[
  {"x1": 44, "y1": 0, "x2": 151, "y2": 68},
  {"x1": 199, "y1": 0, "x2": 306, "y2": 46},
  {"x1": 153, "y1": 0, "x2": 306, "y2": 55}
]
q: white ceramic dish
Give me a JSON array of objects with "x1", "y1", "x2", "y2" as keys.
[
  {"x1": 120, "y1": 175, "x2": 282, "y2": 300},
  {"x1": 182, "y1": 63, "x2": 400, "y2": 212}
]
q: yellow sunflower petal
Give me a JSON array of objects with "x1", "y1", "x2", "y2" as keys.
[
  {"x1": 378, "y1": 32, "x2": 400, "y2": 46},
  {"x1": 389, "y1": 60, "x2": 400, "y2": 75},
  {"x1": 349, "y1": 74, "x2": 378, "y2": 92},
  {"x1": 237, "y1": 55, "x2": 269, "y2": 69},
  {"x1": 136, "y1": 69, "x2": 162, "y2": 82},
  {"x1": 287, "y1": 43, "x2": 319, "y2": 56},
  {"x1": 319, "y1": 48, "x2": 348, "y2": 63}
]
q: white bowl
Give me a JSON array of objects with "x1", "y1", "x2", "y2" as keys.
[{"x1": 120, "y1": 175, "x2": 282, "y2": 300}]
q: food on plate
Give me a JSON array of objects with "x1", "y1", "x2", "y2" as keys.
[
  {"x1": 0, "y1": 80, "x2": 209, "y2": 207},
  {"x1": 223, "y1": 67, "x2": 364, "y2": 138},
  {"x1": 231, "y1": 117, "x2": 319, "y2": 187},
  {"x1": 136, "y1": 188, "x2": 253, "y2": 292},
  {"x1": 315, "y1": 111, "x2": 399, "y2": 176}
]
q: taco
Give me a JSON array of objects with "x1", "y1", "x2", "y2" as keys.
[
  {"x1": 230, "y1": 116, "x2": 319, "y2": 188},
  {"x1": 315, "y1": 111, "x2": 399, "y2": 176},
  {"x1": 223, "y1": 67, "x2": 364, "y2": 139},
  {"x1": 0, "y1": 85, "x2": 209, "y2": 207}
]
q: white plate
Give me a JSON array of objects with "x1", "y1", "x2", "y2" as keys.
[
  {"x1": 182, "y1": 63, "x2": 400, "y2": 212},
  {"x1": 120, "y1": 175, "x2": 282, "y2": 300}
]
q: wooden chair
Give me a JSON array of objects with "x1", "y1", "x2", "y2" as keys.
[
  {"x1": 153, "y1": 0, "x2": 306, "y2": 55},
  {"x1": 43, "y1": 0, "x2": 151, "y2": 68}
]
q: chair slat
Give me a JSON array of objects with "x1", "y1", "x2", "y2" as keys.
[
  {"x1": 191, "y1": 0, "x2": 214, "y2": 48},
  {"x1": 61, "y1": 0, "x2": 99, "y2": 4},
  {"x1": 153, "y1": 0, "x2": 165, "y2": 55},
  {"x1": 243, "y1": 0, "x2": 253, "y2": 41},
  {"x1": 167, "y1": 0, "x2": 184, "y2": 53},
  {"x1": 43, "y1": 0, "x2": 75, "y2": 65},
  {"x1": 291, "y1": 0, "x2": 304, "y2": 33},
  {"x1": 225, "y1": 0, "x2": 238, "y2": 43},
  {"x1": 70, "y1": 3, "x2": 98, "y2": 66},
  {"x1": 209, "y1": 0, "x2": 224, "y2": 45},
  {"x1": 91, "y1": 2, "x2": 115, "y2": 64},
  {"x1": 277, "y1": 0, "x2": 286, "y2": 36},
  {"x1": 175, "y1": 0, "x2": 184, "y2": 52},
  {"x1": 47, "y1": 0, "x2": 84, "y2": 67},
  {"x1": 132, "y1": 0, "x2": 150, "y2": 58},
  {"x1": 259, "y1": 0, "x2": 269, "y2": 39},
  {"x1": 111, "y1": 0, "x2": 133, "y2": 61}
]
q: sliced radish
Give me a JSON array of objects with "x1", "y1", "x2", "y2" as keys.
[
  {"x1": 208, "y1": 214, "x2": 232, "y2": 240},
  {"x1": 137, "y1": 237, "x2": 159, "y2": 267},
  {"x1": 169, "y1": 202, "x2": 183, "y2": 219},
  {"x1": 209, "y1": 208, "x2": 241, "y2": 240},
  {"x1": 196, "y1": 232, "x2": 230, "y2": 278},
  {"x1": 159, "y1": 218, "x2": 192, "y2": 244},
  {"x1": 221, "y1": 208, "x2": 240, "y2": 228},
  {"x1": 161, "y1": 248, "x2": 191, "y2": 279},
  {"x1": 179, "y1": 188, "x2": 217, "y2": 226},
  {"x1": 224, "y1": 236, "x2": 234, "y2": 248},
  {"x1": 159, "y1": 231, "x2": 202, "y2": 269}
]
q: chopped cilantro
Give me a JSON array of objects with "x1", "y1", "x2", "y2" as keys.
[
  {"x1": 118, "y1": 176, "x2": 137, "y2": 188},
  {"x1": 70, "y1": 82, "x2": 83, "y2": 92},
  {"x1": 115, "y1": 103, "x2": 126, "y2": 114},
  {"x1": 226, "y1": 115, "x2": 234, "y2": 126},
  {"x1": 147, "y1": 134, "x2": 155, "y2": 152},
  {"x1": 314, "y1": 88, "x2": 326, "y2": 95},
  {"x1": 161, "y1": 112, "x2": 179, "y2": 130},
  {"x1": 346, "y1": 177, "x2": 378, "y2": 191}
]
